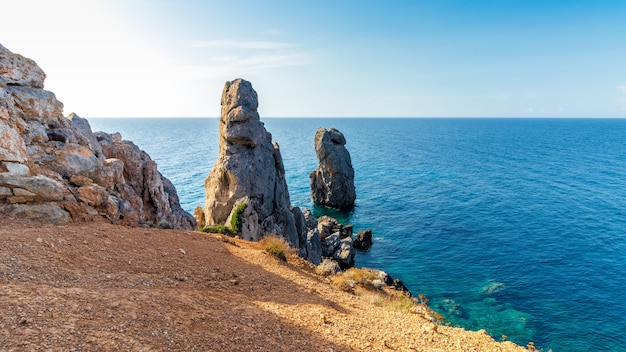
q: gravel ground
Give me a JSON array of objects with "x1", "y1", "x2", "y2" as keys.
[{"x1": 0, "y1": 219, "x2": 529, "y2": 351}]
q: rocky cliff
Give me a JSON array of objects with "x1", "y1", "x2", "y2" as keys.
[
  {"x1": 310, "y1": 127, "x2": 356, "y2": 209},
  {"x1": 201, "y1": 79, "x2": 319, "y2": 261},
  {"x1": 0, "y1": 43, "x2": 195, "y2": 229}
]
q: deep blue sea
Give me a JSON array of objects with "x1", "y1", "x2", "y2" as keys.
[{"x1": 90, "y1": 117, "x2": 626, "y2": 352}]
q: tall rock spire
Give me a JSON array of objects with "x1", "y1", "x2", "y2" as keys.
[{"x1": 202, "y1": 79, "x2": 305, "y2": 250}]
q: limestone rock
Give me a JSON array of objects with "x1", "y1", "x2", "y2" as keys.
[
  {"x1": 202, "y1": 79, "x2": 299, "y2": 247},
  {"x1": 309, "y1": 127, "x2": 356, "y2": 210},
  {"x1": 316, "y1": 215, "x2": 355, "y2": 269},
  {"x1": 95, "y1": 131, "x2": 196, "y2": 229},
  {"x1": 2, "y1": 202, "x2": 70, "y2": 224},
  {"x1": 0, "y1": 43, "x2": 46, "y2": 89},
  {"x1": 302, "y1": 208, "x2": 322, "y2": 265},
  {"x1": 0, "y1": 120, "x2": 28, "y2": 163},
  {"x1": 68, "y1": 112, "x2": 104, "y2": 158},
  {"x1": 0, "y1": 43, "x2": 195, "y2": 229}
]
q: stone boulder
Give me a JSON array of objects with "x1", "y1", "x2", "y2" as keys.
[
  {"x1": 353, "y1": 228, "x2": 373, "y2": 249},
  {"x1": 202, "y1": 79, "x2": 302, "y2": 248},
  {"x1": 0, "y1": 43, "x2": 195, "y2": 229},
  {"x1": 309, "y1": 127, "x2": 356, "y2": 210}
]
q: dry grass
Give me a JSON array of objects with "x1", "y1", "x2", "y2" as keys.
[
  {"x1": 259, "y1": 235, "x2": 293, "y2": 262},
  {"x1": 331, "y1": 267, "x2": 382, "y2": 292}
]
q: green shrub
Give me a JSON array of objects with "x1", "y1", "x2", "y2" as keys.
[
  {"x1": 197, "y1": 203, "x2": 247, "y2": 236},
  {"x1": 199, "y1": 225, "x2": 233, "y2": 235},
  {"x1": 230, "y1": 203, "x2": 247, "y2": 233}
]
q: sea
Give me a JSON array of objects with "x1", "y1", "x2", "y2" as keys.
[{"x1": 89, "y1": 117, "x2": 626, "y2": 352}]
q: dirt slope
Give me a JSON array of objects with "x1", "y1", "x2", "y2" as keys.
[{"x1": 0, "y1": 219, "x2": 528, "y2": 351}]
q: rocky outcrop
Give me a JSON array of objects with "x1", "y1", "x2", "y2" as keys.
[
  {"x1": 202, "y1": 79, "x2": 315, "y2": 255},
  {"x1": 0, "y1": 43, "x2": 195, "y2": 229},
  {"x1": 316, "y1": 215, "x2": 355, "y2": 269},
  {"x1": 310, "y1": 127, "x2": 356, "y2": 210},
  {"x1": 353, "y1": 228, "x2": 373, "y2": 249}
]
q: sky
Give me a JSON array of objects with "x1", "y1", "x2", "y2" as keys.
[{"x1": 2, "y1": 0, "x2": 626, "y2": 118}]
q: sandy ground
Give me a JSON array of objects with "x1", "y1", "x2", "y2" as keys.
[{"x1": 0, "y1": 219, "x2": 529, "y2": 351}]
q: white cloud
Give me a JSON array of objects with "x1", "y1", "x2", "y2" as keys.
[
  {"x1": 189, "y1": 40, "x2": 297, "y2": 50},
  {"x1": 175, "y1": 51, "x2": 314, "y2": 80}
]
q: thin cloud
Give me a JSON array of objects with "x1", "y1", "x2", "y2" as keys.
[
  {"x1": 189, "y1": 40, "x2": 297, "y2": 50},
  {"x1": 175, "y1": 52, "x2": 315, "y2": 80},
  {"x1": 617, "y1": 85, "x2": 626, "y2": 95}
]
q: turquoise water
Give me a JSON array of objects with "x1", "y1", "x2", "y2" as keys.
[{"x1": 90, "y1": 117, "x2": 626, "y2": 352}]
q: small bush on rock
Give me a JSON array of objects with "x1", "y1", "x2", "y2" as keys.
[{"x1": 230, "y1": 203, "x2": 247, "y2": 233}]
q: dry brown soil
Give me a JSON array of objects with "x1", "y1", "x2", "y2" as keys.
[{"x1": 0, "y1": 219, "x2": 529, "y2": 351}]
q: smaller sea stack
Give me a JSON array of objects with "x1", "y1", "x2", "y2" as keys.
[{"x1": 310, "y1": 127, "x2": 356, "y2": 210}]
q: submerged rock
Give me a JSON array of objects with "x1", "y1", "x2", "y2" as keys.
[
  {"x1": 309, "y1": 127, "x2": 356, "y2": 210},
  {"x1": 0, "y1": 43, "x2": 195, "y2": 229},
  {"x1": 482, "y1": 281, "x2": 506, "y2": 295}
]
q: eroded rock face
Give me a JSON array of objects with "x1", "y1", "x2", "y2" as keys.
[
  {"x1": 0, "y1": 43, "x2": 195, "y2": 229},
  {"x1": 310, "y1": 127, "x2": 356, "y2": 210},
  {"x1": 202, "y1": 79, "x2": 301, "y2": 246}
]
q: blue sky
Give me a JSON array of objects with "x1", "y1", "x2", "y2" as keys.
[{"x1": 2, "y1": 0, "x2": 626, "y2": 117}]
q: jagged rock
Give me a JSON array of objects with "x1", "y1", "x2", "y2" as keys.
[
  {"x1": 323, "y1": 232, "x2": 341, "y2": 257},
  {"x1": 317, "y1": 215, "x2": 341, "y2": 240},
  {"x1": 95, "y1": 131, "x2": 196, "y2": 229},
  {"x1": 309, "y1": 127, "x2": 356, "y2": 210},
  {"x1": 0, "y1": 43, "x2": 195, "y2": 229},
  {"x1": 316, "y1": 215, "x2": 355, "y2": 269},
  {"x1": 306, "y1": 228, "x2": 322, "y2": 265},
  {"x1": 333, "y1": 237, "x2": 355, "y2": 268},
  {"x1": 68, "y1": 112, "x2": 103, "y2": 158},
  {"x1": 202, "y1": 79, "x2": 299, "y2": 248},
  {"x1": 302, "y1": 208, "x2": 322, "y2": 264},
  {"x1": 353, "y1": 228, "x2": 373, "y2": 249},
  {"x1": 291, "y1": 206, "x2": 308, "y2": 258},
  {"x1": 0, "y1": 120, "x2": 28, "y2": 163},
  {"x1": 0, "y1": 43, "x2": 46, "y2": 89},
  {"x1": 378, "y1": 270, "x2": 412, "y2": 296}
]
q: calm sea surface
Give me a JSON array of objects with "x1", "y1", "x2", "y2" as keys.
[{"x1": 90, "y1": 117, "x2": 626, "y2": 352}]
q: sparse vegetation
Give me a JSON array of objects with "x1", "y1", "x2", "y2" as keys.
[
  {"x1": 199, "y1": 224, "x2": 233, "y2": 235},
  {"x1": 260, "y1": 235, "x2": 291, "y2": 262},
  {"x1": 331, "y1": 267, "x2": 383, "y2": 293},
  {"x1": 198, "y1": 203, "x2": 247, "y2": 236},
  {"x1": 230, "y1": 202, "x2": 247, "y2": 233}
]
